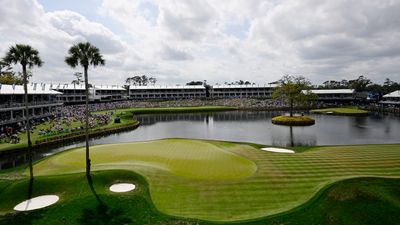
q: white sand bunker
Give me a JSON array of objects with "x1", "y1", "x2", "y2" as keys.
[
  {"x1": 109, "y1": 183, "x2": 136, "y2": 193},
  {"x1": 14, "y1": 195, "x2": 59, "y2": 211},
  {"x1": 261, "y1": 147, "x2": 295, "y2": 154}
]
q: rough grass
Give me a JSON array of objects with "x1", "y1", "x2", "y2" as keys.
[
  {"x1": 272, "y1": 115, "x2": 315, "y2": 126},
  {"x1": 311, "y1": 107, "x2": 369, "y2": 116},
  {"x1": 9, "y1": 139, "x2": 399, "y2": 222},
  {"x1": 1, "y1": 172, "x2": 399, "y2": 225}
]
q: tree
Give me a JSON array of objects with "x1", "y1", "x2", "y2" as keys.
[
  {"x1": 126, "y1": 75, "x2": 156, "y2": 86},
  {"x1": 149, "y1": 77, "x2": 157, "y2": 85},
  {"x1": 0, "y1": 73, "x2": 23, "y2": 85},
  {"x1": 65, "y1": 42, "x2": 105, "y2": 177},
  {"x1": 125, "y1": 77, "x2": 132, "y2": 85},
  {"x1": 382, "y1": 78, "x2": 400, "y2": 94},
  {"x1": 272, "y1": 75, "x2": 315, "y2": 117},
  {"x1": 132, "y1": 76, "x2": 142, "y2": 85},
  {"x1": 71, "y1": 72, "x2": 83, "y2": 85},
  {"x1": 0, "y1": 60, "x2": 13, "y2": 74},
  {"x1": 0, "y1": 60, "x2": 23, "y2": 85},
  {"x1": 3, "y1": 44, "x2": 43, "y2": 180},
  {"x1": 141, "y1": 75, "x2": 149, "y2": 86},
  {"x1": 186, "y1": 81, "x2": 203, "y2": 85},
  {"x1": 349, "y1": 75, "x2": 371, "y2": 92}
]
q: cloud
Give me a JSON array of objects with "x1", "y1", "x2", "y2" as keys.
[
  {"x1": 45, "y1": 10, "x2": 125, "y2": 54},
  {"x1": 159, "y1": 44, "x2": 193, "y2": 61},
  {"x1": 1, "y1": 0, "x2": 400, "y2": 85},
  {"x1": 0, "y1": 0, "x2": 139, "y2": 85},
  {"x1": 246, "y1": 0, "x2": 400, "y2": 82}
]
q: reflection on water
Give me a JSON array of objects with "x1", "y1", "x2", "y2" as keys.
[{"x1": 1, "y1": 110, "x2": 400, "y2": 169}]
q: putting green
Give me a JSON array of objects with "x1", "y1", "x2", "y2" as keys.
[
  {"x1": 311, "y1": 107, "x2": 368, "y2": 115},
  {"x1": 32, "y1": 139, "x2": 400, "y2": 222},
  {"x1": 34, "y1": 139, "x2": 257, "y2": 180}
]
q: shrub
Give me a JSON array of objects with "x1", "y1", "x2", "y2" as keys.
[{"x1": 272, "y1": 115, "x2": 315, "y2": 126}]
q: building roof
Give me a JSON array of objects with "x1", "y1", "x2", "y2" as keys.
[
  {"x1": 0, "y1": 83, "x2": 62, "y2": 95},
  {"x1": 93, "y1": 85, "x2": 126, "y2": 91},
  {"x1": 52, "y1": 84, "x2": 126, "y2": 91},
  {"x1": 53, "y1": 84, "x2": 86, "y2": 90},
  {"x1": 212, "y1": 84, "x2": 276, "y2": 89},
  {"x1": 129, "y1": 85, "x2": 205, "y2": 90},
  {"x1": 383, "y1": 90, "x2": 400, "y2": 98},
  {"x1": 305, "y1": 89, "x2": 355, "y2": 94}
]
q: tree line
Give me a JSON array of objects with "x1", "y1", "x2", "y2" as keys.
[
  {"x1": 125, "y1": 75, "x2": 156, "y2": 86},
  {"x1": 318, "y1": 75, "x2": 400, "y2": 95}
]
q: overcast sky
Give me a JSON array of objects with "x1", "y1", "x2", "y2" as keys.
[{"x1": 1, "y1": 0, "x2": 400, "y2": 86}]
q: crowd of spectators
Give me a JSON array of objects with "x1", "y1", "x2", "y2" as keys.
[
  {"x1": 1, "y1": 97, "x2": 397, "y2": 145},
  {"x1": 0, "y1": 124, "x2": 23, "y2": 144},
  {"x1": 62, "y1": 98, "x2": 291, "y2": 112},
  {"x1": 1, "y1": 98, "x2": 288, "y2": 144}
]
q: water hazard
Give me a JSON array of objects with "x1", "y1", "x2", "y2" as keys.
[{"x1": 2, "y1": 110, "x2": 400, "y2": 169}]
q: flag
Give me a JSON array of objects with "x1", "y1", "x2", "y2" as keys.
[{"x1": 12, "y1": 83, "x2": 15, "y2": 90}]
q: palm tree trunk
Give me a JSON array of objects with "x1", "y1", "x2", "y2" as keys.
[
  {"x1": 23, "y1": 65, "x2": 33, "y2": 180},
  {"x1": 290, "y1": 99, "x2": 293, "y2": 117},
  {"x1": 84, "y1": 66, "x2": 91, "y2": 176}
]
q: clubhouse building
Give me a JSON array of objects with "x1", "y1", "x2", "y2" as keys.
[
  {"x1": 0, "y1": 84, "x2": 62, "y2": 126},
  {"x1": 210, "y1": 84, "x2": 275, "y2": 98},
  {"x1": 129, "y1": 85, "x2": 206, "y2": 100},
  {"x1": 380, "y1": 90, "x2": 400, "y2": 106},
  {"x1": 53, "y1": 84, "x2": 126, "y2": 104},
  {"x1": 128, "y1": 84, "x2": 275, "y2": 100},
  {"x1": 305, "y1": 89, "x2": 356, "y2": 103}
]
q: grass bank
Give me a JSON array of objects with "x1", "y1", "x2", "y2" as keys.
[
  {"x1": 1, "y1": 139, "x2": 399, "y2": 223},
  {"x1": 311, "y1": 107, "x2": 369, "y2": 116}
]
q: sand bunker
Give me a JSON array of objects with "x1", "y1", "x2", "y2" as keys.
[
  {"x1": 109, "y1": 183, "x2": 136, "y2": 193},
  {"x1": 261, "y1": 147, "x2": 295, "y2": 154},
  {"x1": 14, "y1": 195, "x2": 59, "y2": 211}
]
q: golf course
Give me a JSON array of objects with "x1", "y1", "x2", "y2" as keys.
[{"x1": 1, "y1": 139, "x2": 399, "y2": 224}]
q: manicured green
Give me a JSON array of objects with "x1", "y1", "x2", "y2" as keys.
[
  {"x1": 33, "y1": 139, "x2": 256, "y2": 180},
  {"x1": 272, "y1": 115, "x2": 315, "y2": 126},
  {"x1": 1, "y1": 139, "x2": 399, "y2": 223},
  {"x1": 311, "y1": 107, "x2": 369, "y2": 116}
]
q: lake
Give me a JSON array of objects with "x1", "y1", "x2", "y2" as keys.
[{"x1": 1, "y1": 110, "x2": 400, "y2": 169}]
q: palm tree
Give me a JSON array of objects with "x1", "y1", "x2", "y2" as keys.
[
  {"x1": 3, "y1": 44, "x2": 43, "y2": 180},
  {"x1": 71, "y1": 72, "x2": 83, "y2": 85},
  {"x1": 65, "y1": 42, "x2": 105, "y2": 176}
]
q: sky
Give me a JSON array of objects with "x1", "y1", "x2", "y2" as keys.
[{"x1": 1, "y1": 0, "x2": 400, "y2": 86}]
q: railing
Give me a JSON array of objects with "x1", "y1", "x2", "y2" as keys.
[
  {"x1": 0, "y1": 112, "x2": 58, "y2": 126},
  {"x1": 0, "y1": 101, "x2": 62, "y2": 109}
]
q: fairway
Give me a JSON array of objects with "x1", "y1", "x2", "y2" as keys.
[{"x1": 30, "y1": 139, "x2": 400, "y2": 221}]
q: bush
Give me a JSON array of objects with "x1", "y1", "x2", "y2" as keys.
[{"x1": 272, "y1": 115, "x2": 315, "y2": 126}]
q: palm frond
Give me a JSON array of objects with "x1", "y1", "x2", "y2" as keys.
[{"x1": 66, "y1": 42, "x2": 105, "y2": 68}]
